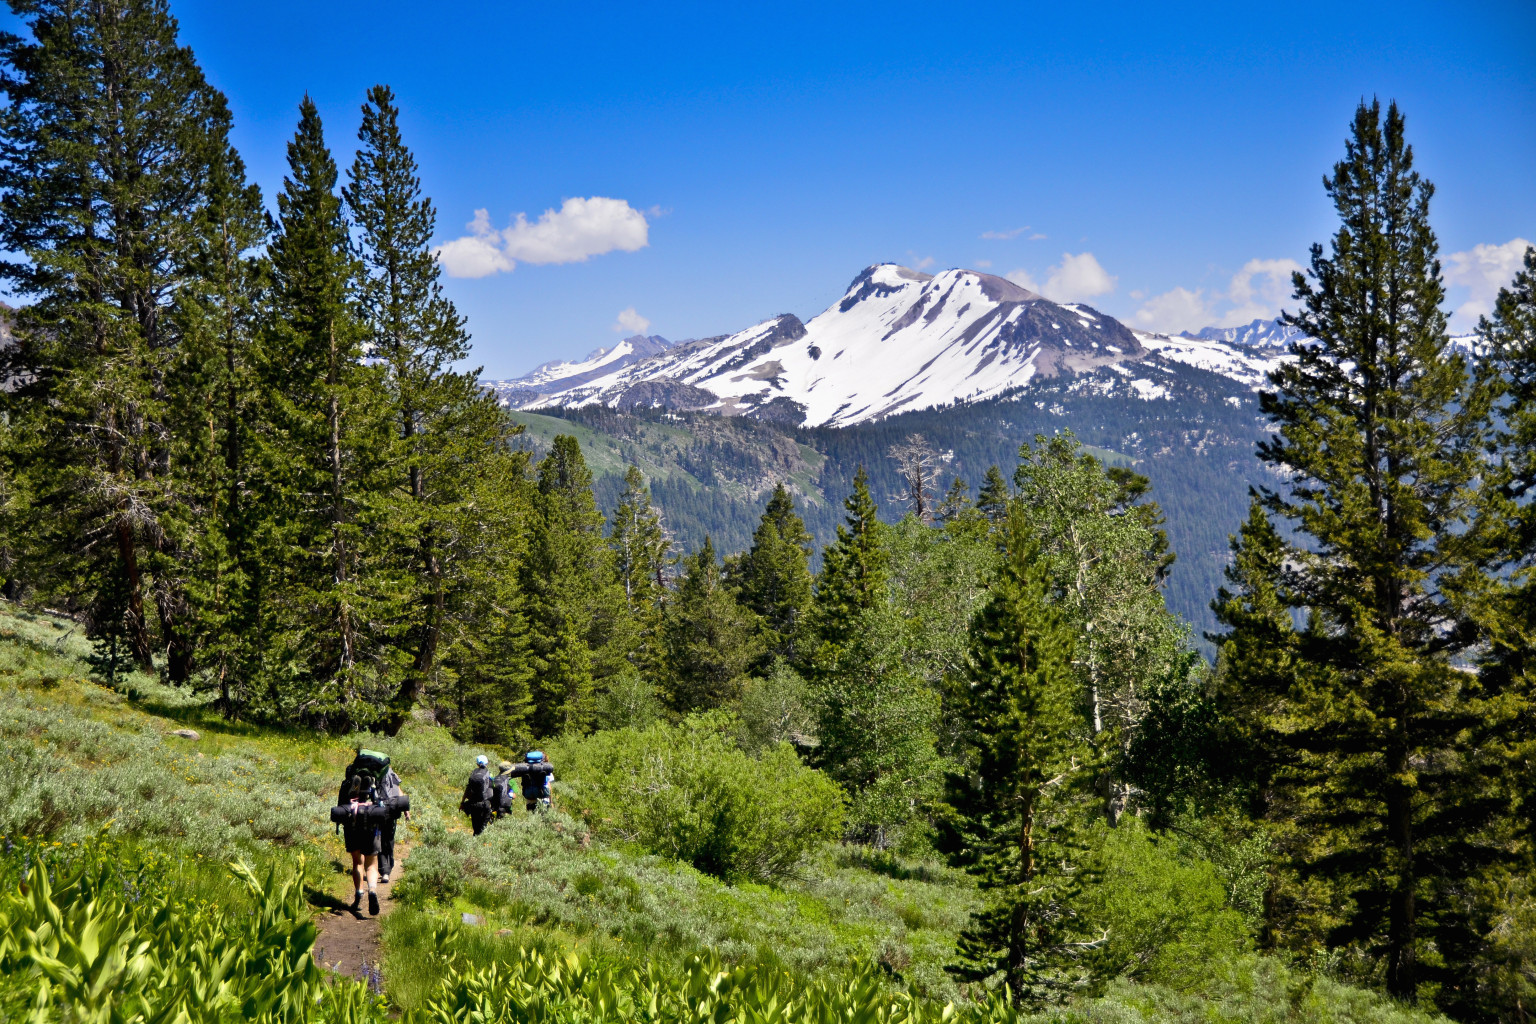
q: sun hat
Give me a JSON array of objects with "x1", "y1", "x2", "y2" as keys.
[{"x1": 475, "y1": 754, "x2": 488, "y2": 766}]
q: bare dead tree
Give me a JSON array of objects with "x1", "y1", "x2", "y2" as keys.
[{"x1": 887, "y1": 433, "x2": 939, "y2": 522}]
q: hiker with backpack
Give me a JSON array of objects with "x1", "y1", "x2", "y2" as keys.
[
  {"x1": 460, "y1": 755, "x2": 494, "y2": 835},
  {"x1": 337, "y1": 766, "x2": 384, "y2": 916},
  {"x1": 331, "y1": 747, "x2": 411, "y2": 914},
  {"x1": 378, "y1": 764, "x2": 409, "y2": 882},
  {"x1": 490, "y1": 760, "x2": 517, "y2": 822},
  {"x1": 509, "y1": 750, "x2": 555, "y2": 813}
]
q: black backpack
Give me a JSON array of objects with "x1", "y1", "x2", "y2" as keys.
[
  {"x1": 462, "y1": 767, "x2": 491, "y2": 809},
  {"x1": 491, "y1": 773, "x2": 515, "y2": 812}
]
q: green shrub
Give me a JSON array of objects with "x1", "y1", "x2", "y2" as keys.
[
  {"x1": 1080, "y1": 819, "x2": 1254, "y2": 990},
  {"x1": 555, "y1": 715, "x2": 844, "y2": 883}
]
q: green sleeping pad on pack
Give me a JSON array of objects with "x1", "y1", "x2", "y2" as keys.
[{"x1": 351, "y1": 749, "x2": 390, "y2": 782}]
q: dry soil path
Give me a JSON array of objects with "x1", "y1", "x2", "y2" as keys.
[{"x1": 312, "y1": 842, "x2": 410, "y2": 989}]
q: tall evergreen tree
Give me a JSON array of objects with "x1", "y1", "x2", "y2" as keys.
[
  {"x1": 255, "y1": 97, "x2": 398, "y2": 726},
  {"x1": 939, "y1": 506, "x2": 1097, "y2": 1005},
  {"x1": 344, "y1": 83, "x2": 514, "y2": 732},
  {"x1": 976, "y1": 466, "x2": 1010, "y2": 524},
  {"x1": 0, "y1": 0, "x2": 237, "y2": 680},
  {"x1": 443, "y1": 450, "x2": 536, "y2": 745},
  {"x1": 1223, "y1": 100, "x2": 1499, "y2": 1003},
  {"x1": 520, "y1": 435, "x2": 627, "y2": 735},
  {"x1": 734, "y1": 483, "x2": 814, "y2": 666},
  {"x1": 660, "y1": 536, "x2": 761, "y2": 715},
  {"x1": 808, "y1": 466, "x2": 887, "y2": 659},
  {"x1": 810, "y1": 467, "x2": 936, "y2": 844},
  {"x1": 174, "y1": 138, "x2": 270, "y2": 715}
]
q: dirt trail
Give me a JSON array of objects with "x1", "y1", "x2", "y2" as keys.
[{"x1": 312, "y1": 843, "x2": 409, "y2": 988}]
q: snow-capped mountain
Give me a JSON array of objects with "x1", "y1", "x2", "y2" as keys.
[
  {"x1": 509, "y1": 264, "x2": 1293, "y2": 427},
  {"x1": 1183, "y1": 318, "x2": 1306, "y2": 349},
  {"x1": 522, "y1": 265, "x2": 1262, "y2": 427},
  {"x1": 484, "y1": 334, "x2": 673, "y2": 406}
]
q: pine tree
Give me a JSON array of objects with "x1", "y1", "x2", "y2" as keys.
[
  {"x1": 976, "y1": 466, "x2": 1010, "y2": 524},
  {"x1": 1228, "y1": 100, "x2": 1499, "y2": 1003},
  {"x1": 809, "y1": 466, "x2": 887, "y2": 658},
  {"x1": 809, "y1": 467, "x2": 935, "y2": 843},
  {"x1": 939, "y1": 507, "x2": 1097, "y2": 1005},
  {"x1": 255, "y1": 97, "x2": 399, "y2": 726},
  {"x1": 174, "y1": 138, "x2": 270, "y2": 715},
  {"x1": 734, "y1": 482, "x2": 814, "y2": 665},
  {"x1": 937, "y1": 475, "x2": 972, "y2": 523},
  {"x1": 344, "y1": 83, "x2": 515, "y2": 732},
  {"x1": 1477, "y1": 244, "x2": 1536, "y2": 746},
  {"x1": 0, "y1": 0, "x2": 239, "y2": 680},
  {"x1": 520, "y1": 435, "x2": 627, "y2": 735},
  {"x1": 660, "y1": 537, "x2": 761, "y2": 714},
  {"x1": 1207, "y1": 499, "x2": 1298, "y2": 814}
]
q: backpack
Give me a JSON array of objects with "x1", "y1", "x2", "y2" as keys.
[
  {"x1": 520, "y1": 763, "x2": 554, "y2": 799},
  {"x1": 462, "y1": 767, "x2": 491, "y2": 809},
  {"x1": 491, "y1": 773, "x2": 514, "y2": 813},
  {"x1": 350, "y1": 749, "x2": 391, "y2": 787}
]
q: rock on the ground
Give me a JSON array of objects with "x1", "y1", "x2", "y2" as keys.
[
  {"x1": 171, "y1": 729, "x2": 199, "y2": 740},
  {"x1": 461, "y1": 913, "x2": 481, "y2": 926}
]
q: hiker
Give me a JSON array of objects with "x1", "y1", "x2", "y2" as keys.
[
  {"x1": 510, "y1": 750, "x2": 555, "y2": 813},
  {"x1": 490, "y1": 760, "x2": 516, "y2": 822},
  {"x1": 338, "y1": 771, "x2": 383, "y2": 916},
  {"x1": 378, "y1": 763, "x2": 409, "y2": 883},
  {"x1": 460, "y1": 754, "x2": 494, "y2": 835}
]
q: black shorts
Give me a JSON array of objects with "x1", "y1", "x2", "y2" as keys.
[{"x1": 344, "y1": 822, "x2": 381, "y2": 855}]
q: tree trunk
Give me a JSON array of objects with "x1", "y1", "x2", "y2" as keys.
[
  {"x1": 115, "y1": 517, "x2": 154, "y2": 670},
  {"x1": 1385, "y1": 730, "x2": 1417, "y2": 1000}
]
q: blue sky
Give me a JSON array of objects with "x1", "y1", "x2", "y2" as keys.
[{"x1": 35, "y1": 2, "x2": 1536, "y2": 375}]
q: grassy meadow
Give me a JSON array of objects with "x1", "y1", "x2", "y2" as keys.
[{"x1": 0, "y1": 603, "x2": 1448, "y2": 1024}]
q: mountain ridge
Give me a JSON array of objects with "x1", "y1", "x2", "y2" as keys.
[{"x1": 502, "y1": 264, "x2": 1273, "y2": 427}]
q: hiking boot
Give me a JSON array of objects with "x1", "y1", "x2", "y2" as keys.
[
  {"x1": 368, "y1": 891, "x2": 380, "y2": 916},
  {"x1": 379, "y1": 874, "x2": 390, "y2": 883},
  {"x1": 350, "y1": 892, "x2": 363, "y2": 912}
]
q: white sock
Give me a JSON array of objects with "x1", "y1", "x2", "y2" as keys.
[
  {"x1": 368, "y1": 883, "x2": 376, "y2": 893},
  {"x1": 356, "y1": 889, "x2": 365, "y2": 897}
]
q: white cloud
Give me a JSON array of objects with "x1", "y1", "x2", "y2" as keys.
[
  {"x1": 1220, "y1": 258, "x2": 1304, "y2": 326},
  {"x1": 1128, "y1": 256, "x2": 1302, "y2": 335},
  {"x1": 613, "y1": 307, "x2": 651, "y2": 334},
  {"x1": 1132, "y1": 287, "x2": 1215, "y2": 333},
  {"x1": 436, "y1": 210, "x2": 515, "y2": 278},
  {"x1": 981, "y1": 226, "x2": 1029, "y2": 240},
  {"x1": 1446, "y1": 238, "x2": 1532, "y2": 329},
  {"x1": 436, "y1": 197, "x2": 650, "y2": 278},
  {"x1": 1044, "y1": 252, "x2": 1116, "y2": 302},
  {"x1": 1028, "y1": 232, "x2": 1047, "y2": 241},
  {"x1": 973, "y1": 259, "x2": 992, "y2": 269},
  {"x1": 1006, "y1": 268, "x2": 1040, "y2": 292},
  {"x1": 1008, "y1": 252, "x2": 1117, "y2": 303}
]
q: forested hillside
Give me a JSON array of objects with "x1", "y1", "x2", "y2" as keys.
[
  {"x1": 511, "y1": 351, "x2": 1274, "y2": 643},
  {"x1": 0, "y1": 3, "x2": 1531, "y2": 1022}
]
